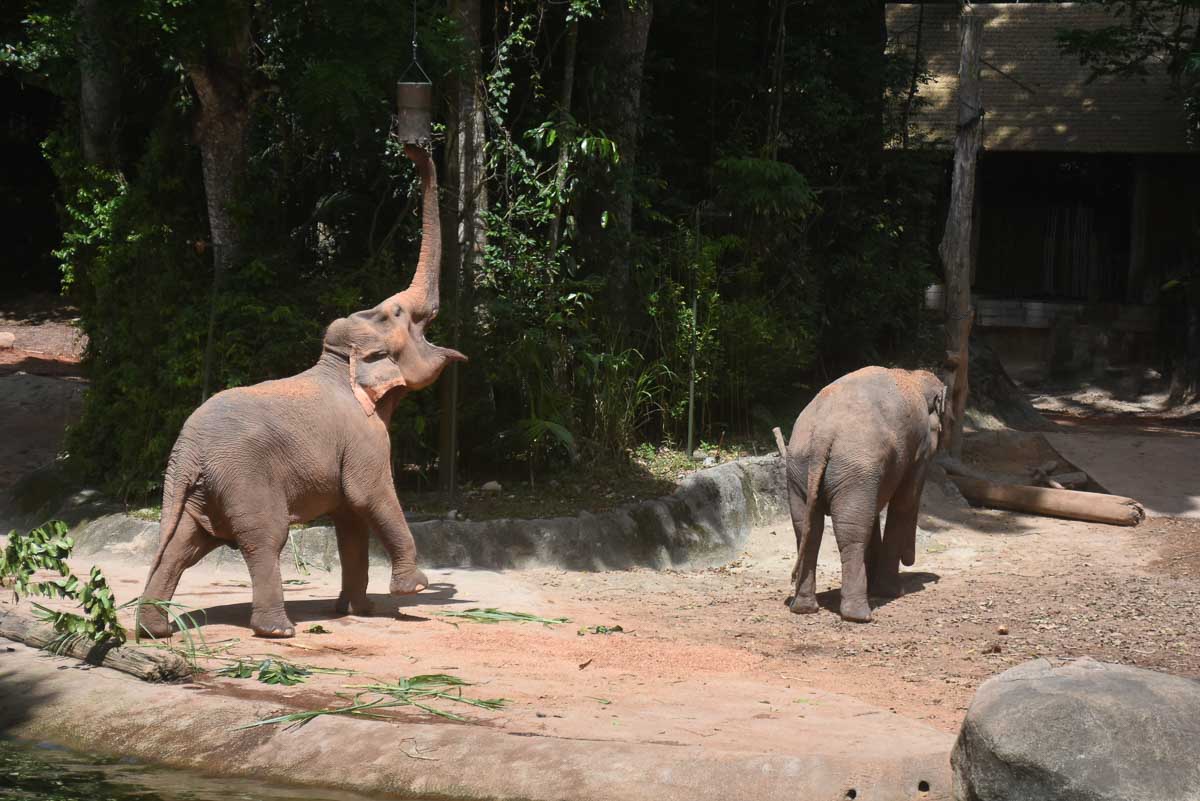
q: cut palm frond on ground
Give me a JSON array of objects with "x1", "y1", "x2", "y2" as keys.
[
  {"x1": 238, "y1": 673, "x2": 508, "y2": 730},
  {"x1": 434, "y1": 608, "x2": 569, "y2": 626}
]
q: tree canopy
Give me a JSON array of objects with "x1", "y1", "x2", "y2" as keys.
[{"x1": 4, "y1": 0, "x2": 952, "y2": 496}]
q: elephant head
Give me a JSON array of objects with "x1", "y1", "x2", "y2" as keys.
[{"x1": 323, "y1": 144, "x2": 466, "y2": 416}]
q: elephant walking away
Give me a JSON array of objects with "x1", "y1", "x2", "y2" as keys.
[
  {"x1": 137, "y1": 144, "x2": 464, "y2": 639},
  {"x1": 781, "y1": 367, "x2": 947, "y2": 623}
]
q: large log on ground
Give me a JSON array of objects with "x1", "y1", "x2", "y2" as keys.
[
  {"x1": 0, "y1": 608, "x2": 192, "y2": 682},
  {"x1": 948, "y1": 476, "x2": 1144, "y2": 526}
]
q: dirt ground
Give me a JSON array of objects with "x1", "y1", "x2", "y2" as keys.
[{"x1": 7, "y1": 499, "x2": 1193, "y2": 745}]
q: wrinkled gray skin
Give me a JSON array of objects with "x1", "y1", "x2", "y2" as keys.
[
  {"x1": 137, "y1": 145, "x2": 464, "y2": 639},
  {"x1": 784, "y1": 366, "x2": 948, "y2": 623}
]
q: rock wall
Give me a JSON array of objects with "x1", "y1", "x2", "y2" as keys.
[{"x1": 65, "y1": 456, "x2": 789, "y2": 572}]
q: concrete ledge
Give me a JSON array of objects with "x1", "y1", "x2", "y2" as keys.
[
  {"x1": 0, "y1": 642, "x2": 953, "y2": 801},
  {"x1": 65, "y1": 457, "x2": 788, "y2": 572}
]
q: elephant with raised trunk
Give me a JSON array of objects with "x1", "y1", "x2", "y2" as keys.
[
  {"x1": 781, "y1": 366, "x2": 947, "y2": 623},
  {"x1": 137, "y1": 144, "x2": 464, "y2": 639}
]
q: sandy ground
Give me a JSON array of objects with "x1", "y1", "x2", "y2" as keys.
[{"x1": 8, "y1": 499, "x2": 1196, "y2": 743}]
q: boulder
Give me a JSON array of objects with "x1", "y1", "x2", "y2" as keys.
[
  {"x1": 952, "y1": 657, "x2": 1200, "y2": 801},
  {"x1": 0, "y1": 331, "x2": 15, "y2": 350}
]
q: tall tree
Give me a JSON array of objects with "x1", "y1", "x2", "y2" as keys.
[
  {"x1": 74, "y1": 0, "x2": 120, "y2": 168},
  {"x1": 439, "y1": 0, "x2": 488, "y2": 493},
  {"x1": 939, "y1": 9, "x2": 983, "y2": 457},
  {"x1": 583, "y1": 0, "x2": 653, "y2": 324},
  {"x1": 187, "y1": 2, "x2": 259, "y2": 400}
]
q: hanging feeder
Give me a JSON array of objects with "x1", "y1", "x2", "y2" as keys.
[
  {"x1": 394, "y1": 3, "x2": 432, "y2": 146},
  {"x1": 395, "y1": 67, "x2": 432, "y2": 145}
]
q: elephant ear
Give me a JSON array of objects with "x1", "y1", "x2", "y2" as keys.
[
  {"x1": 926, "y1": 381, "x2": 945, "y2": 438},
  {"x1": 349, "y1": 347, "x2": 407, "y2": 417}
]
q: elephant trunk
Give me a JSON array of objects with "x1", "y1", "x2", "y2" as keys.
[{"x1": 402, "y1": 143, "x2": 441, "y2": 319}]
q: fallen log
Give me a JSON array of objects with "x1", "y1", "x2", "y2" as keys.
[
  {"x1": 948, "y1": 476, "x2": 1145, "y2": 527},
  {"x1": 0, "y1": 608, "x2": 193, "y2": 682}
]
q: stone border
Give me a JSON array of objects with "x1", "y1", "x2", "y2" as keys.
[
  {"x1": 0, "y1": 641, "x2": 953, "y2": 801},
  {"x1": 63, "y1": 456, "x2": 788, "y2": 572}
]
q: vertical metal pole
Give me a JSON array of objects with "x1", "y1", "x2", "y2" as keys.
[{"x1": 687, "y1": 206, "x2": 699, "y2": 459}]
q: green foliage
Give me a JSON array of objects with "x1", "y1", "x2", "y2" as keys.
[
  {"x1": 6, "y1": 0, "x2": 944, "y2": 493},
  {"x1": 240, "y1": 673, "x2": 508, "y2": 730},
  {"x1": 216, "y1": 657, "x2": 312, "y2": 686},
  {"x1": 0, "y1": 521, "x2": 126, "y2": 644}
]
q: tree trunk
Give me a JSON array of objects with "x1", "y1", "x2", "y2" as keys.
[
  {"x1": 586, "y1": 0, "x2": 653, "y2": 320},
  {"x1": 75, "y1": 0, "x2": 121, "y2": 168},
  {"x1": 938, "y1": 10, "x2": 983, "y2": 458},
  {"x1": 438, "y1": 0, "x2": 488, "y2": 493},
  {"x1": 548, "y1": 18, "x2": 579, "y2": 254},
  {"x1": 189, "y1": 4, "x2": 255, "y2": 401}
]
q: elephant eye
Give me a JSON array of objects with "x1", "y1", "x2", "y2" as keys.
[
  {"x1": 393, "y1": 304, "x2": 404, "y2": 318},
  {"x1": 364, "y1": 350, "x2": 389, "y2": 362}
]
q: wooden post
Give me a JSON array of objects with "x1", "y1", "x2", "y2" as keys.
[{"x1": 938, "y1": 10, "x2": 983, "y2": 459}]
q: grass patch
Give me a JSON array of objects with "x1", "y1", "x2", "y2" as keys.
[
  {"x1": 238, "y1": 673, "x2": 507, "y2": 730},
  {"x1": 434, "y1": 608, "x2": 569, "y2": 627}
]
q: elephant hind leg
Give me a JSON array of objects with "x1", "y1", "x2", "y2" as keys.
[
  {"x1": 235, "y1": 517, "x2": 294, "y2": 638},
  {"x1": 137, "y1": 515, "x2": 221, "y2": 639},
  {"x1": 332, "y1": 510, "x2": 375, "y2": 616},
  {"x1": 829, "y1": 491, "x2": 878, "y2": 624},
  {"x1": 788, "y1": 494, "x2": 825, "y2": 615}
]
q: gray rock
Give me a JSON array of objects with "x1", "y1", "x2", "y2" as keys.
[
  {"x1": 952, "y1": 657, "x2": 1200, "y2": 801},
  {"x1": 481, "y1": 480, "x2": 502, "y2": 493},
  {"x1": 0, "y1": 332, "x2": 15, "y2": 350}
]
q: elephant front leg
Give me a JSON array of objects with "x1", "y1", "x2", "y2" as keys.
[
  {"x1": 867, "y1": 515, "x2": 903, "y2": 599},
  {"x1": 237, "y1": 524, "x2": 295, "y2": 638},
  {"x1": 332, "y1": 511, "x2": 375, "y2": 616},
  {"x1": 361, "y1": 493, "x2": 428, "y2": 597},
  {"x1": 137, "y1": 516, "x2": 221, "y2": 639}
]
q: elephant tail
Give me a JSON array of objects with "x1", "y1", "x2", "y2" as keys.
[
  {"x1": 796, "y1": 434, "x2": 832, "y2": 561},
  {"x1": 143, "y1": 448, "x2": 199, "y2": 592}
]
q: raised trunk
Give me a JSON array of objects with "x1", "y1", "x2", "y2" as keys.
[
  {"x1": 75, "y1": 0, "x2": 121, "y2": 168},
  {"x1": 399, "y1": 144, "x2": 442, "y2": 319},
  {"x1": 938, "y1": 10, "x2": 983, "y2": 458}
]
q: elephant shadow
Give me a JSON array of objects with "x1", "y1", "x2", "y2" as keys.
[
  {"x1": 812, "y1": 571, "x2": 941, "y2": 616},
  {"x1": 187, "y1": 581, "x2": 466, "y2": 631}
]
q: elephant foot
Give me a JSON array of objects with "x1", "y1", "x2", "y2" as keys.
[
  {"x1": 839, "y1": 596, "x2": 873, "y2": 624},
  {"x1": 390, "y1": 568, "x2": 428, "y2": 596},
  {"x1": 135, "y1": 605, "x2": 173, "y2": 640},
  {"x1": 787, "y1": 594, "x2": 820, "y2": 615},
  {"x1": 251, "y1": 610, "x2": 296, "y2": 638},
  {"x1": 335, "y1": 593, "x2": 375, "y2": 616}
]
